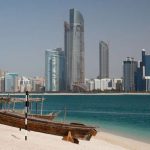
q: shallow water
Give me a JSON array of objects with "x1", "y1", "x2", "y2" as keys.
[{"x1": 7, "y1": 94, "x2": 150, "y2": 143}]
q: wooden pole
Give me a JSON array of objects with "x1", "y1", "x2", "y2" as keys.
[
  {"x1": 36, "y1": 102, "x2": 38, "y2": 114},
  {"x1": 12, "y1": 94, "x2": 15, "y2": 111},
  {"x1": 64, "y1": 106, "x2": 66, "y2": 123},
  {"x1": 25, "y1": 91, "x2": 29, "y2": 141}
]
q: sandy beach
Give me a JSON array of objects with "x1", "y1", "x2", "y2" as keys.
[{"x1": 0, "y1": 124, "x2": 150, "y2": 150}]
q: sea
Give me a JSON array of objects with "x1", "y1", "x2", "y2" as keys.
[{"x1": 2, "y1": 94, "x2": 150, "y2": 143}]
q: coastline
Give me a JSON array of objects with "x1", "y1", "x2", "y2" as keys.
[
  {"x1": 96, "y1": 131, "x2": 150, "y2": 150},
  {"x1": 1, "y1": 92, "x2": 150, "y2": 96},
  {"x1": 0, "y1": 124, "x2": 150, "y2": 150}
]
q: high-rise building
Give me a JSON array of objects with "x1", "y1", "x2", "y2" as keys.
[
  {"x1": 99, "y1": 41, "x2": 109, "y2": 79},
  {"x1": 45, "y1": 48, "x2": 65, "y2": 92},
  {"x1": 145, "y1": 54, "x2": 150, "y2": 76},
  {"x1": 140, "y1": 49, "x2": 150, "y2": 91},
  {"x1": 64, "y1": 9, "x2": 85, "y2": 90},
  {"x1": 0, "y1": 77, "x2": 5, "y2": 92},
  {"x1": 0, "y1": 70, "x2": 5, "y2": 92},
  {"x1": 123, "y1": 57, "x2": 137, "y2": 92},
  {"x1": 5, "y1": 73, "x2": 18, "y2": 92},
  {"x1": 135, "y1": 61, "x2": 144, "y2": 91}
]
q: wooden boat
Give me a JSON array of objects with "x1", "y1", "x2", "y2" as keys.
[
  {"x1": 0, "y1": 96, "x2": 58, "y2": 121},
  {"x1": 28, "y1": 112, "x2": 57, "y2": 120},
  {"x1": 0, "y1": 110, "x2": 97, "y2": 143},
  {"x1": 11, "y1": 110, "x2": 57, "y2": 120},
  {"x1": 0, "y1": 97, "x2": 43, "y2": 103}
]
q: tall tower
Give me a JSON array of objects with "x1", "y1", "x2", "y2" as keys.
[
  {"x1": 123, "y1": 57, "x2": 137, "y2": 92},
  {"x1": 99, "y1": 41, "x2": 109, "y2": 79},
  {"x1": 65, "y1": 9, "x2": 85, "y2": 90},
  {"x1": 45, "y1": 48, "x2": 65, "y2": 92}
]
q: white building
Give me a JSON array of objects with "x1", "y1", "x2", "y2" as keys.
[
  {"x1": 19, "y1": 76, "x2": 32, "y2": 92},
  {"x1": 86, "y1": 78, "x2": 123, "y2": 92},
  {"x1": 100, "y1": 78, "x2": 112, "y2": 91},
  {"x1": 93, "y1": 79, "x2": 100, "y2": 90}
]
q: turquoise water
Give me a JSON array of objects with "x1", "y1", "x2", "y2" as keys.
[{"x1": 9, "y1": 94, "x2": 150, "y2": 143}]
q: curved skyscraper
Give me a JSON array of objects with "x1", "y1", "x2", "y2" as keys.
[
  {"x1": 65, "y1": 9, "x2": 85, "y2": 90},
  {"x1": 99, "y1": 41, "x2": 109, "y2": 79}
]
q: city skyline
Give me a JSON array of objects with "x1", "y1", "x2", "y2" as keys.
[{"x1": 0, "y1": 0, "x2": 150, "y2": 78}]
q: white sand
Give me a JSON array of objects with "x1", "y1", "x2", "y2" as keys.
[{"x1": 0, "y1": 124, "x2": 150, "y2": 150}]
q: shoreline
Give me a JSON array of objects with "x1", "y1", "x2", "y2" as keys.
[
  {"x1": 96, "y1": 131, "x2": 150, "y2": 150},
  {"x1": 100, "y1": 129, "x2": 150, "y2": 145},
  {"x1": 0, "y1": 124, "x2": 150, "y2": 150},
  {"x1": 1, "y1": 92, "x2": 150, "y2": 96}
]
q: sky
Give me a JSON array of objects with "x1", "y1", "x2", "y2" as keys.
[{"x1": 0, "y1": 0, "x2": 150, "y2": 78}]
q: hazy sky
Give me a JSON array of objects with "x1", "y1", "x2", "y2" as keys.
[{"x1": 0, "y1": 0, "x2": 150, "y2": 78}]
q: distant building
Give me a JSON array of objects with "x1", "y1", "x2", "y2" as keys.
[
  {"x1": 112, "y1": 78, "x2": 123, "y2": 91},
  {"x1": 85, "y1": 79, "x2": 94, "y2": 91},
  {"x1": 100, "y1": 78, "x2": 112, "y2": 91},
  {"x1": 45, "y1": 48, "x2": 65, "y2": 92},
  {"x1": 65, "y1": 8, "x2": 85, "y2": 91},
  {"x1": 19, "y1": 76, "x2": 32, "y2": 92},
  {"x1": 0, "y1": 70, "x2": 5, "y2": 77},
  {"x1": 94, "y1": 79, "x2": 101, "y2": 90},
  {"x1": 123, "y1": 57, "x2": 138, "y2": 92},
  {"x1": 0, "y1": 76, "x2": 5, "y2": 92},
  {"x1": 135, "y1": 61, "x2": 144, "y2": 91},
  {"x1": 140, "y1": 49, "x2": 150, "y2": 91},
  {"x1": 99, "y1": 41, "x2": 109, "y2": 79},
  {"x1": 31, "y1": 77, "x2": 45, "y2": 92},
  {"x1": 5, "y1": 73, "x2": 18, "y2": 92},
  {"x1": 145, "y1": 54, "x2": 150, "y2": 76},
  {"x1": 0, "y1": 70, "x2": 5, "y2": 92},
  {"x1": 85, "y1": 78, "x2": 122, "y2": 92}
]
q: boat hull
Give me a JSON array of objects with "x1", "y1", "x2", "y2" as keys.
[{"x1": 0, "y1": 111, "x2": 97, "y2": 141}]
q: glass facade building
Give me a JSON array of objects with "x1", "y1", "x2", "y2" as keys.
[
  {"x1": 99, "y1": 41, "x2": 109, "y2": 79},
  {"x1": 45, "y1": 48, "x2": 65, "y2": 92},
  {"x1": 140, "y1": 49, "x2": 150, "y2": 91},
  {"x1": 5, "y1": 73, "x2": 18, "y2": 92},
  {"x1": 123, "y1": 57, "x2": 137, "y2": 92},
  {"x1": 64, "y1": 9, "x2": 85, "y2": 90},
  {"x1": 145, "y1": 55, "x2": 150, "y2": 76}
]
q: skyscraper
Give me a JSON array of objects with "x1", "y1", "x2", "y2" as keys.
[
  {"x1": 0, "y1": 70, "x2": 5, "y2": 92},
  {"x1": 123, "y1": 57, "x2": 137, "y2": 92},
  {"x1": 64, "y1": 9, "x2": 85, "y2": 90},
  {"x1": 45, "y1": 48, "x2": 65, "y2": 92},
  {"x1": 99, "y1": 41, "x2": 109, "y2": 79},
  {"x1": 141, "y1": 49, "x2": 150, "y2": 91}
]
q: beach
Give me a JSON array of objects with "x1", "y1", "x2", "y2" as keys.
[{"x1": 0, "y1": 124, "x2": 150, "y2": 150}]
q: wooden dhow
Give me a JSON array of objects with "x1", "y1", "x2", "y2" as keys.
[
  {"x1": 0, "y1": 110, "x2": 97, "y2": 143},
  {"x1": 28, "y1": 113, "x2": 57, "y2": 120},
  {"x1": 0, "y1": 96, "x2": 57, "y2": 121},
  {"x1": 11, "y1": 110, "x2": 58, "y2": 120}
]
